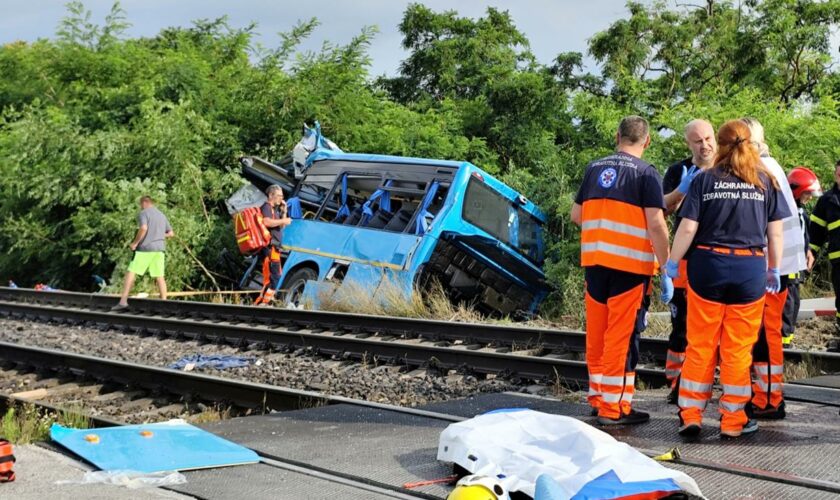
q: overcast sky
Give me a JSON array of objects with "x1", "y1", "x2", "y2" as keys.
[{"x1": 1, "y1": 0, "x2": 635, "y2": 76}]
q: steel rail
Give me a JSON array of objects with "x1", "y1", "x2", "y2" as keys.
[
  {"x1": 0, "y1": 300, "x2": 671, "y2": 386},
  {"x1": 0, "y1": 287, "x2": 660, "y2": 360},
  {"x1": 2, "y1": 288, "x2": 839, "y2": 378}
]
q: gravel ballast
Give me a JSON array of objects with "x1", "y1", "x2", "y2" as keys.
[{"x1": 0, "y1": 318, "x2": 532, "y2": 408}]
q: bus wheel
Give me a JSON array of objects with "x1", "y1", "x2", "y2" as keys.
[{"x1": 282, "y1": 267, "x2": 318, "y2": 308}]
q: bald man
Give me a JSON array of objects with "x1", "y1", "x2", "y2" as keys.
[{"x1": 661, "y1": 119, "x2": 717, "y2": 403}]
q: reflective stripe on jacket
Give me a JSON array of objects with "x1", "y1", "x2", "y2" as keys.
[{"x1": 581, "y1": 198, "x2": 655, "y2": 275}]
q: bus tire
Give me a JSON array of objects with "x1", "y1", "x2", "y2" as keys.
[{"x1": 281, "y1": 267, "x2": 318, "y2": 308}]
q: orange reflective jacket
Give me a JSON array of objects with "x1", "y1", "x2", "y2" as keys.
[{"x1": 581, "y1": 198, "x2": 655, "y2": 275}]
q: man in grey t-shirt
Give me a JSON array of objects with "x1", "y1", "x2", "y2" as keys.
[{"x1": 112, "y1": 196, "x2": 174, "y2": 310}]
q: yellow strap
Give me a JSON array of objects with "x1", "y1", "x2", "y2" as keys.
[
  {"x1": 811, "y1": 214, "x2": 827, "y2": 227},
  {"x1": 829, "y1": 220, "x2": 840, "y2": 231},
  {"x1": 829, "y1": 250, "x2": 840, "y2": 260},
  {"x1": 810, "y1": 243, "x2": 822, "y2": 252},
  {"x1": 236, "y1": 235, "x2": 250, "y2": 243},
  {"x1": 787, "y1": 273, "x2": 797, "y2": 279}
]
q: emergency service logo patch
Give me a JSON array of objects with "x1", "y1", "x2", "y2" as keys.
[{"x1": 598, "y1": 167, "x2": 617, "y2": 189}]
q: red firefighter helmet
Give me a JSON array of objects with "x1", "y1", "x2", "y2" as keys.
[{"x1": 787, "y1": 167, "x2": 822, "y2": 200}]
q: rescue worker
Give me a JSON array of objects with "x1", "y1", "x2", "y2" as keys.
[
  {"x1": 661, "y1": 119, "x2": 717, "y2": 403},
  {"x1": 741, "y1": 118, "x2": 805, "y2": 420},
  {"x1": 665, "y1": 119, "x2": 788, "y2": 438},
  {"x1": 254, "y1": 185, "x2": 292, "y2": 306},
  {"x1": 784, "y1": 167, "x2": 822, "y2": 345},
  {"x1": 571, "y1": 115, "x2": 672, "y2": 426},
  {"x1": 112, "y1": 196, "x2": 174, "y2": 311},
  {"x1": 808, "y1": 160, "x2": 840, "y2": 352}
]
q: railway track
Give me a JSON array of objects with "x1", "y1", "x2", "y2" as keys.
[
  {"x1": 0, "y1": 287, "x2": 838, "y2": 389},
  {"x1": 0, "y1": 342, "x2": 447, "y2": 499},
  {"x1": 3, "y1": 341, "x2": 840, "y2": 498}
]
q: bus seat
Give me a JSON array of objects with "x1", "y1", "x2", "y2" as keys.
[
  {"x1": 384, "y1": 208, "x2": 413, "y2": 232},
  {"x1": 366, "y1": 209, "x2": 393, "y2": 229},
  {"x1": 343, "y1": 206, "x2": 364, "y2": 226}
]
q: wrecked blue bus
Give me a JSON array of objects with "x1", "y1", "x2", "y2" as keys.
[{"x1": 236, "y1": 126, "x2": 549, "y2": 317}]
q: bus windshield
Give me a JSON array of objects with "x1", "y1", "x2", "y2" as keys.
[{"x1": 462, "y1": 177, "x2": 544, "y2": 265}]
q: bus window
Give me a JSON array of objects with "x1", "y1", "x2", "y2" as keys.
[
  {"x1": 462, "y1": 177, "x2": 544, "y2": 264},
  {"x1": 315, "y1": 172, "x2": 381, "y2": 223}
]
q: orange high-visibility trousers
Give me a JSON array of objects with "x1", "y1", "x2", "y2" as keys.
[
  {"x1": 679, "y1": 285, "x2": 764, "y2": 433},
  {"x1": 585, "y1": 267, "x2": 647, "y2": 419},
  {"x1": 752, "y1": 285, "x2": 789, "y2": 410},
  {"x1": 255, "y1": 245, "x2": 282, "y2": 305}
]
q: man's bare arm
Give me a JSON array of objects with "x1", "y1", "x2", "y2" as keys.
[{"x1": 130, "y1": 225, "x2": 148, "y2": 250}]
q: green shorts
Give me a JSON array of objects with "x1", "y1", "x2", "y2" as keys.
[{"x1": 128, "y1": 251, "x2": 165, "y2": 277}]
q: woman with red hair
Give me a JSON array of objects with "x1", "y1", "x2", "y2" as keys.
[{"x1": 664, "y1": 120, "x2": 788, "y2": 438}]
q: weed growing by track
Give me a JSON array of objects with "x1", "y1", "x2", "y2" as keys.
[{"x1": 1, "y1": 403, "x2": 89, "y2": 444}]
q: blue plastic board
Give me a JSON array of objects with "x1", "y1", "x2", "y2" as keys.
[{"x1": 50, "y1": 420, "x2": 260, "y2": 473}]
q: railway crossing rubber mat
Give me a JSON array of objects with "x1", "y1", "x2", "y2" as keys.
[{"x1": 182, "y1": 390, "x2": 840, "y2": 499}]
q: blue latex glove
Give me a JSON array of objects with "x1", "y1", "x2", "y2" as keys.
[
  {"x1": 766, "y1": 267, "x2": 781, "y2": 293},
  {"x1": 664, "y1": 259, "x2": 680, "y2": 279},
  {"x1": 661, "y1": 274, "x2": 674, "y2": 304},
  {"x1": 677, "y1": 165, "x2": 700, "y2": 194}
]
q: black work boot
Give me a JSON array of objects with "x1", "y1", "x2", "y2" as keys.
[
  {"x1": 828, "y1": 337, "x2": 840, "y2": 353},
  {"x1": 597, "y1": 409, "x2": 650, "y2": 426},
  {"x1": 748, "y1": 401, "x2": 786, "y2": 420}
]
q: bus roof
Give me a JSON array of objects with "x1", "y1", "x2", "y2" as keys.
[{"x1": 308, "y1": 149, "x2": 468, "y2": 170}]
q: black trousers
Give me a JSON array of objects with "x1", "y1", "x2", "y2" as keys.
[
  {"x1": 833, "y1": 262, "x2": 840, "y2": 328},
  {"x1": 782, "y1": 278, "x2": 799, "y2": 338},
  {"x1": 668, "y1": 287, "x2": 688, "y2": 353}
]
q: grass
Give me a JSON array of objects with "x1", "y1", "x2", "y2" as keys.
[
  {"x1": 1, "y1": 403, "x2": 90, "y2": 444},
  {"x1": 186, "y1": 404, "x2": 232, "y2": 424},
  {"x1": 313, "y1": 277, "x2": 576, "y2": 329},
  {"x1": 548, "y1": 368, "x2": 584, "y2": 402},
  {"x1": 784, "y1": 356, "x2": 823, "y2": 381}
]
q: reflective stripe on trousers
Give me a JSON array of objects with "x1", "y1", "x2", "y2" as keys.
[
  {"x1": 679, "y1": 285, "x2": 764, "y2": 432},
  {"x1": 584, "y1": 275, "x2": 645, "y2": 419},
  {"x1": 751, "y1": 287, "x2": 788, "y2": 410},
  {"x1": 665, "y1": 350, "x2": 686, "y2": 381}
]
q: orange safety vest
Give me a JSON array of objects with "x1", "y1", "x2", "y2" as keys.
[
  {"x1": 580, "y1": 198, "x2": 656, "y2": 275},
  {"x1": 0, "y1": 439, "x2": 14, "y2": 482}
]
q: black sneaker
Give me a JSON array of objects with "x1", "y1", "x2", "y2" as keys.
[
  {"x1": 749, "y1": 401, "x2": 786, "y2": 420},
  {"x1": 721, "y1": 419, "x2": 758, "y2": 438},
  {"x1": 678, "y1": 422, "x2": 701, "y2": 438},
  {"x1": 597, "y1": 409, "x2": 650, "y2": 426},
  {"x1": 666, "y1": 382, "x2": 679, "y2": 405},
  {"x1": 828, "y1": 338, "x2": 840, "y2": 353},
  {"x1": 110, "y1": 303, "x2": 128, "y2": 312}
]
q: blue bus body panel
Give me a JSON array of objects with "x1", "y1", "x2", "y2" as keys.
[{"x1": 425, "y1": 164, "x2": 546, "y2": 280}]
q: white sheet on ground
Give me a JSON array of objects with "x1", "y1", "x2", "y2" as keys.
[{"x1": 437, "y1": 409, "x2": 704, "y2": 499}]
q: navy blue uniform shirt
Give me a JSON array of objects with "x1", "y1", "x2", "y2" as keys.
[
  {"x1": 260, "y1": 202, "x2": 283, "y2": 247},
  {"x1": 574, "y1": 152, "x2": 665, "y2": 209},
  {"x1": 679, "y1": 166, "x2": 790, "y2": 249},
  {"x1": 662, "y1": 158, "x2": 693, "y2": 233}
]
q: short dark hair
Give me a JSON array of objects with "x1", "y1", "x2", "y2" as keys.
[
  {"x1": 140, "y1": 195, "x2": 154, "y2": 204},
  {"x1": 266, "y1": 184, "x2": 283, "y2": 197},
  {"x1": 617, "y1": 116, "x2": 649, "y2": 145}
]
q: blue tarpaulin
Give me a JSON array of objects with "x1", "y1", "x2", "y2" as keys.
[{"x1": 168, "y1": 355, "x2": 255, "y2": 371}]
